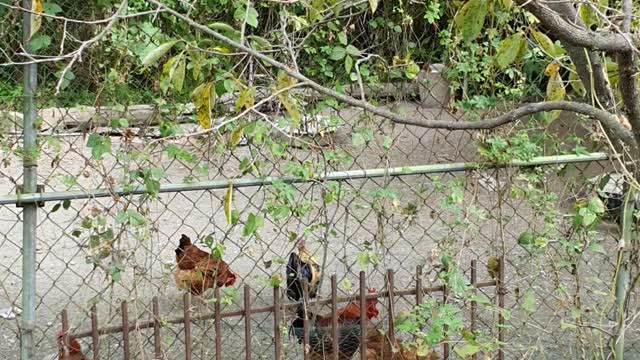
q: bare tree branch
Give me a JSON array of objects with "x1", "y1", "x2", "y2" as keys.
[
  {"x1": 53, "y1": 0, "x2": 128, "y2": 95},
  {"x1": 0, "y1": 2, "x2": 163, "y2": 24},
  {"x1": 515, "y1": 0, "x2": 639, "y2": 53}
]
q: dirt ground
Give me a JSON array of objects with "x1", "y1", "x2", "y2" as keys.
[{"x1": 0, "y1": 103, "x2": 637, "y2": 359}]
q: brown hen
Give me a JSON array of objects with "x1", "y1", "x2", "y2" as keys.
[
  {"x1": 174, "y1": 234, "x2": 237, "y2": 295},
  {"x1": 57, "y1": 331, "x2": 88, "y2": 360}
]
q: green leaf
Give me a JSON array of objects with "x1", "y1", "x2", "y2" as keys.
[
  {"x1": 338, "y1": 32, "x2": 348, "y2": 46},
  {"x1": 382, "y1": 136, "x2": 393, "y2": 150},
  {"x1": 498, "y1": 0, "x2": 513, "y2": 9},
  {"x1": 51, "y1": 203, "x2": 61, "y2": 213},
  {"x1": 29, "y1": 33, "x2": 51, "y2": 52},
  {"x1": 579, "y1": 3, "x2": 598, "y2": 30},
  {"x1": 531, "y1": 30, "x2": 556, "y2": 56},
  {"x1": 454, "y1": 0, "x2": 490, "y2": 43},
  {"x1": 589, "y1": 242, "x2": 607, "y2": 255},
  {"x1": 369, "y1": 0, "x2": 378, "y2": 14},
  {"x1": 127, "y1": 209, "x2": 147, "y2": 227},
  {"x1": 224, "y1": 183, "x2": 233, "y2": 225},
  {"x1": 454, "y1": 343, "x2": 480, "y2": 357},
  {"x1": 330, "y1": 46, "x2": 346, "y2": 61},
  {"x1": 517, "y1": 231, "x2": 534, "y2": 247},
  {"x1": 579, "y1": 207, "x2": 597, "y2": 226},
  {"x1": 172, "y1": 58, "x2": 186, "y2": 92},
  {"x1": 86, "y1": 134, "x2": 111, "y2": 160},
  {"x1": 42, "y1": 2, "x2": 62, "y2": 15},
  {"x1": 468, "y1": 293, "x2": 491, "y2": 305},
  {"x1": 55, "y1": 70, "x2": 75, "y2": 91},
  {"x1": 242, "y1": 213, "x2": 264, "y2": 237},
  {"x1": 496, "y1": 32, "x2": 525, "y2": 69},
  {"x1": 560, "y1": 320, "x2": 577, "y2": 329},
  {"x1": 352, "y1": 128, "x2": 374, "y2": 147},
  {"x1": 588, "y1": 197, "x2": 606, "y2": 214},
  {"x1": 110, "y1": 118, "x2": 129, "y2": 129},
  {"x1": 344, "y1": 55, "x2": 353, "y2": 73},
  {"x1": 248, "y1": 35, "x2": 272, "y2": 50},
  {"x1": 141, "y1": 41, "x2": 178, "y2": 67},
  {"x1": 568, "y1": 69, "x2": 586, "y2": 97},
  {"x1": 346, "y1": 45, "x2": 360, "y2": 57},
  {"x1": 269, "y1": 274, "x2": 282, "y2": 288},
  {"x1": 88, "y1": 235, "x2": 100, "y2": 248},
  {"x1": 521, "y1": 289, "x2": 536, "y2": 313},
  {"x1": 405, "y1": 63, "x2": 420, "y2": 79},
  {"x1": 246, "y1": 6, "x2": 259, "y2": 28},
  {"x1": 208, "y1": 22, "x2": 238, "y2": 33},
  {"x1": 62, "y1": 199, "x2": 71, "y2": 210}
]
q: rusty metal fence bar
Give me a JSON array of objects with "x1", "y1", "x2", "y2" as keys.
[{"x1": 59, "y1": 264, "x2": 502, "y2": 359}]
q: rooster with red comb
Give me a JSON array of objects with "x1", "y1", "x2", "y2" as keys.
[
  {"x1": 56, "y1": 330, "x2": 87, "y2": 360},
  {"x1": 285, "y1": 240, "x2": 380, "y2": 358}
]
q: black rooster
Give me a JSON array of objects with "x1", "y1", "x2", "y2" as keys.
[
  {"x1": 285, "y1": 241, "x2": 367, "y2": 359},
  {"x1": 286, "y1": 240, "x2": 320, "y2": 302}
]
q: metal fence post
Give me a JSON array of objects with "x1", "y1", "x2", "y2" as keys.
[{"x1": 20, "y1": 0, "x2": 38, "y2": 358}]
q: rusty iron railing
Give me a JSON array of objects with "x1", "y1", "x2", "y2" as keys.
[{"x1": 58, "y1": 262, "x2": 503, "y2": 359}]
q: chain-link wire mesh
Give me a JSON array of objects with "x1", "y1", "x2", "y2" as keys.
[{"x1": 1, "y1": 2, "x2": 639, "y2": 359}]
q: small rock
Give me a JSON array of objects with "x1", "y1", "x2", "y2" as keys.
[{"x1": 0, "y1": 307, "x2": 21, "y2": 320}]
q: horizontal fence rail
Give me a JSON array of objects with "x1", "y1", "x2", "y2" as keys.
[{"x1": 0, "y1": 153, "x2": 609, "y2": 205}]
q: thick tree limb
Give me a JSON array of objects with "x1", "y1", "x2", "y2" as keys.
[
  {"x1": 544, "y1": 2, "x2": 614, "y2": 110},
  {"x1": 616, "y1": 0, "x2": 640, "y2": 146},
  {"x1": 515, "y1": 0, "x2": 638, "y2": 53},
  {"x1": 147, "y1": 0, "x2": 633, "y2": 139}
]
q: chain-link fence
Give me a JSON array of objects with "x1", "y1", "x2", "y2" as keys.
[{"x1": 1, "y1": 1, "x2": 639, "y2": 359}]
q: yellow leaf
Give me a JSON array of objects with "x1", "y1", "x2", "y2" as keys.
[
  {"x1": 532, "y1": 30, "x2": 556, "y2": 57},
  {"x1": 369, "y1": 0, "x2": 378, "y2": 14},
  {"x1": 278, "y1": 95, "x2": 301, "y2": 127},
  {"x1": 568, "y1": 70, "x2": 586, "y2": 97},
  {"x1": 224, "y1": 183, "x2": 233, "y2": 225},
  {"x1": 230, "y1": 126, "x2": 244, "y2": 149},
  {"x1": 275, "y1": 72, "x2": 300, "y2": 126},
  {"x1": 30, "y1": 0, "x2": 43, "y2": 38},
  {"x1": 191, "y1": 82, "x2": 215, "y2": 129},
  {"x1": 276, "y1": 71, "x2": 297, "y2": 90},
  {"x1": 544, "y1": 62, "x2": 560, "y2": 77},
  {"x1": 235, "y1": 88, "x2": 255, "y2": 113},
  {"x1": 159, "y1": 56, "x2": 177, "y2": 94},
  {"x1": 547, "y1": 72, "x2": 565, "y2": 100},
  {"x1": 546, "y1": 71, "x2": 566, "y2": 121},
  {"x1": 213, "y1": 46, "x2": 230, "y2": 54},
  {"x1": 499, "y1": 0, "x2": 513, "y2": 9}
]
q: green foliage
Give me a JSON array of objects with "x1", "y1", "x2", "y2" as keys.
[
  {"x1": 86, "y1": 134, "x2": 112, "y2": 160},
  {"x1": 396, "y1": 298, "x2": 464, "y2": 349},
  {"x1": 478, "y1": 132, "x2": 542, "y2": 164}
]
